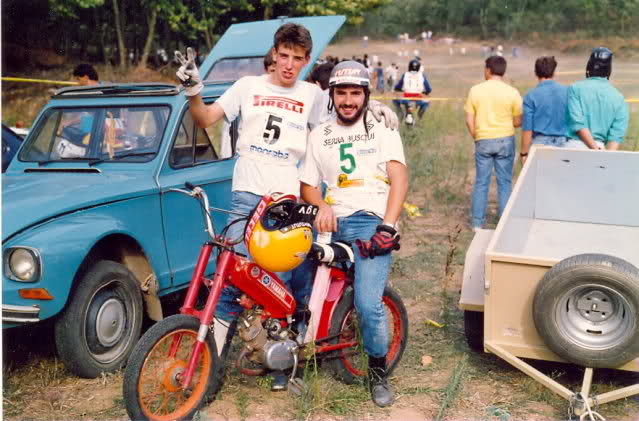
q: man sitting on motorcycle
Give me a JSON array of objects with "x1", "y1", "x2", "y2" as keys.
[
  {"x1": 393, "y1": 58, "x2": 432, "y2": 125},
  {"x1": 300, "y1": 61, "x2": 409, "y2": 407}
]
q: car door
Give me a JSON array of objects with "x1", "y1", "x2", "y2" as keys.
[{"x1": 157, "y1": 102, "x2": 236, "y2": 287}]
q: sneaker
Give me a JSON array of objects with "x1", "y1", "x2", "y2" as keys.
[
  {"x1": 405, "y1": 113, "x2": 414, "y2": 125},
  {"x1": 271, "y1": 371, "x2": 288, "y2": 392}
]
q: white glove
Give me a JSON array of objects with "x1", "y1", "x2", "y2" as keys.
[
  {"x1": 369, "y1": 99, "x2": 399, "y2": 130},
  {"x1": 175, "y1": 47, "x2": 203, "y2": 97}
]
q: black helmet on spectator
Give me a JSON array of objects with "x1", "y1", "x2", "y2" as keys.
[
  {"x1": 408, "y1": 59, "x2": 420, "y2": 72},
  {"x1": 586, "y1": 47, "x2": 612, "y2": 79}
]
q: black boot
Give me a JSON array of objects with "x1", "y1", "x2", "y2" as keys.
[{"x1": 368, "y1": 356, "x2": 394, "y2": 407}]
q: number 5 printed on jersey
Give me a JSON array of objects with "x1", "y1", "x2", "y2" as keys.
[
  {"x1": 340, "y1": 143, "x2": 356, "y2": 174},
  {"x1": 263, "y1": 114, "x2": 283, "y2": 145}
]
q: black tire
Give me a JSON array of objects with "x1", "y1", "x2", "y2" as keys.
[
  {"x1": 54, "y1": 260, "x2": 143, "y2": 378},
  {"x1": 463, "y1": 310, "x2": 484, "y2": 352},
  {"x1": 327, "y1": 286, "x2": 408, "y2": 384},
  {"x1": 533, "y1": 254, "x2": 639, "y2": 368},
  {"x1": 123, "y1": 314, "x2": 222, "y2": 421}
]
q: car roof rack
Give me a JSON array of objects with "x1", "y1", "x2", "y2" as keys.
[{"x1": 53, "y1": 83, "x2": 179, "y2": 98}]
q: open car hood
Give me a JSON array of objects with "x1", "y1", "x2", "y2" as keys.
[{"x1": 199, "y1": 15, "x2": 345, "y2": 84}]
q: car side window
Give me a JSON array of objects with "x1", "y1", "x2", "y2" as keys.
[{"x1": 169, "y1": 105, "x2": 236, "y2": 168}]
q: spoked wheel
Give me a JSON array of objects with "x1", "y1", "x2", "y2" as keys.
[
  {"x1": 327, "y1": 286, "x2": 408, "y2": 384},
  {"x1": 123, "y1": 315, "x2": 222, "y2": 421}
]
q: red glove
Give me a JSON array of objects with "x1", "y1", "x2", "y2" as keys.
[{"x1": 356, "y1": 225, "x2": 400, "y2": 259}]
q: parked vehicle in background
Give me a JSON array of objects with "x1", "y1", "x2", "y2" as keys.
[
  {"x1": 1, "y1": 15, "x2": 345, "y2": 378},
  {"x1": 459, "y1": 146, "x2": 639, "y2": 418},
  {"x1": 2, "y1": 124, "x2": 25, "y2": 172}
]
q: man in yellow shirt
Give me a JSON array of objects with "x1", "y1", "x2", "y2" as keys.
[{"x1": 464, "y1": 56, "x2": 522, "y2": 230}]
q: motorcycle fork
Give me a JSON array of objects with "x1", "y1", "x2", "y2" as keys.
[{"x1": 177, "y1": 244, "x2": 235, "y2": 389}]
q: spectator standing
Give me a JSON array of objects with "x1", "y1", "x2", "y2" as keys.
[
  {"x1": 519, "y1": 56, "x2": 568, "y2": 165},
  {"x1": 464, "y1": 56, "x2": 522, "y2": 230},
  {"x1": 565, "y1": 47, "x2": 629, "y2": 150},
  {"x1": 309, "y1": 61, "x2": 335, "y2": 122},
  {"x1": 385, "y1": 62, "x2": 398, "y2": 92},
  {"x1": 373, "y1": 61, "x2": 384, "y2": 93},
  {"x1": 72, "y1": 64, "x2": 99, "y2": 86}
]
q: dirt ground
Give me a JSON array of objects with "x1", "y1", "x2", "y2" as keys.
[{"x1": 3, "y1": 38, "x2": 639, "y2": 421}]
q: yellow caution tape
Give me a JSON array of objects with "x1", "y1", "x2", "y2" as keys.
[
  {"x1": 371, "y1": 96, "x2": 462, "y2": 101},
  {"x1": 403, "y1": 202, "x2": 422, "y2": 217},
  {"x1": 425, "y1": 319, "x2": 444, "y2": 328},
  {"x1": 2, "y1": 77, "x2": 78, "y2": 86}
]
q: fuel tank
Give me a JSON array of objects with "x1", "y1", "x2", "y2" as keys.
[{"x1": 230, "y1": 257, "x2": 296, "y2": 318}]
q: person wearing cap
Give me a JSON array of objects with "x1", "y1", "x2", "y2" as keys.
[
  {"x1": 519, "y1": 56, "x2": 568, "y2": 165},
  {"x1": 174, "y1": 23, "x2": 398, "y2": 391},
  {"x1": 300, "y1": 61, "x2": 408, "y2": 408},
  {"x1": 565, "y1": 47, "x2": 629, "y2": 150}
]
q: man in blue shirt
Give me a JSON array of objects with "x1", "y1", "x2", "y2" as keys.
[
  {"x1": 565, "y1": 47, "x2": 629, "y2": 150},
  {"x1": 520, "y1": 56, "x2": 567, "y2": 165}
]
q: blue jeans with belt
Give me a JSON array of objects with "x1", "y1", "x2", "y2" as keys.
[
  {"x1": 214, "y1": 191, "x2": 313, "y2": 322},
  {"x1": 471, "y1": 136, "x2": 515, "y2": 228},
  {"x1": 332, "y1": 211, "x2": 391, "y2": 358}
]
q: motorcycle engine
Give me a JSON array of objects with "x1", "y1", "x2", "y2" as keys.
[{"x1": 237, "y1": 309, "x2": 298, "y2": 371}]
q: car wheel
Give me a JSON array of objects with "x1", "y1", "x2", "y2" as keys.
[
  {"x1": 533, "y1": 254, "x2": 639, "y2": 368},
  {"x1": 463, "y1": 310, "x2": 484, "y2": 352},
  {"x1": 55, "y1": 260, "x2": 143, "y2": 378}
]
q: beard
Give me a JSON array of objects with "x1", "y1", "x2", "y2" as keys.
[{"x1": 336, "y1": 104, "x2": 366, "y2": 125}]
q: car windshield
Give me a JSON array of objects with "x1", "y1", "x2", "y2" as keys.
[
  {"x1": 205, "y1": 57, "x2": 264, "y2": 83},
  {"x1": 19, "y1": 105, "x2": 169, "y2": 163}
]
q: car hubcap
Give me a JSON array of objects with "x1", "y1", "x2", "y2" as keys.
[
  {"x1": 557, "y1": 283, "x2": 633, "y2": 350},
  {"x1": 96, "y1": 297, "x2": 126, "y2": 347}
]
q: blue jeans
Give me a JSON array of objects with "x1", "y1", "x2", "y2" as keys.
[
  {"x1": 532, "y1": 135, "x2": 567, "y2": 147},
  {"x1": 214, "y1": 191, "x2": 313, "y2": 322},
  {"x1": 471, "y1": 136, "x2": 515, "y2": 228},
  {"x1": 333, "y1": 211, "x2": 391, "y2": 358}
]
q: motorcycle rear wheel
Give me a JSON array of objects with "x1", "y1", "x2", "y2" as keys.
[
  {"x1": 123, "y1": 314, "x2": 222, "y2": 421},
  {"x1": 326, "y1": 286, "x2": 408, "y2": 384}
]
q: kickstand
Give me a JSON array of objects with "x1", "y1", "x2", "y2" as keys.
[{"x1": 287, "y1": 350, "x2": 306, "y2": 396}]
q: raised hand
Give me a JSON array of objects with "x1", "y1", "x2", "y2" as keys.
[{"x1": 175, "y1": 47, "x2": 203, "y2": 97}]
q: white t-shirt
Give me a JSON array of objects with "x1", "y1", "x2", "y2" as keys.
[
  {"x1": 216, "y1": 75, "x2": 324, "y2": 196},
  {"x1": 300, "y1": 115, "x2": 406, "y2": 219}
]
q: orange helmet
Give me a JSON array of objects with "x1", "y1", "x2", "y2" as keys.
[{"x1": 244, "y1": 194, "x2": 316, "y2": 273}]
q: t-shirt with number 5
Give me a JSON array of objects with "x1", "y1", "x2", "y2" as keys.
[
  {"x1": 300, "y1": 115, "x2": 406, "y2": 219},
  {"x1": 216, "y1": 74, "x2": 324, "y2": 197}
]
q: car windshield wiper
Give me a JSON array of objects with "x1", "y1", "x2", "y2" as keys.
[
  {"x1": 88, "y1": 151, "x2": 157, "y2": 166},
  {"x1": 37, "y1": 157, "x2": 101, "y2": 166}
]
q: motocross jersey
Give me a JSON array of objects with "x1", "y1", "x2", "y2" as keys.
[
  {"x1": 217, "y1": 74, "x2": 324, "y2": 196},
  {"x1": 395, "y1": 71, "x2": 432, "y2": 98},
  {"x1": 301, "y1": 115, "x2": 406, "y2": 219}
]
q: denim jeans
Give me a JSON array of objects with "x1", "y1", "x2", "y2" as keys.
[
  {"x1": 214, "y1": 191, "x2": 313, "y2": 322},
  {"x1": 332, "y1": 211, "x2": 391, "y2": 358},
  {"x1": 532, "y1": 135, "x2": 567, "y2": 147},
  {"x1": 471, "y1": 136, "x2": 515, "y2": 228}
]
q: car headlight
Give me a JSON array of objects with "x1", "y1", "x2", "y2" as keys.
[{"x1": 4, "y1": 247, "x2": 41, "y2": 282}]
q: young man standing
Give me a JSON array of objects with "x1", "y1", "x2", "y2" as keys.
[
  {"x1": 465, "y1": 56, "x2": 522, "y2": 231},
  {"x1": 520, "y1": 56, "x2": 568, "y2": 165},
  {"x1": 175, "y1": 23, "x2": 397, "y2": 390},
  {"x1": 300, "y1": 61, "x2": 408, "y2": 407},
  {"x1": 565, "y1": 47, "x2": 628, "y2": 150}
]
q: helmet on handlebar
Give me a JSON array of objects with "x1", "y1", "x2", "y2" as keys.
[{"x1": 245, "y1": 194, "x2": 315, "y2": 273}]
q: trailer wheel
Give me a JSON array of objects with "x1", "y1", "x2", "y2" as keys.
[
  {"x1": 463, "y1": 310, "x2": 484, "y2": 352},
  {"x1": 533, "y1": 254, "x2": 639, "y2": 368}
]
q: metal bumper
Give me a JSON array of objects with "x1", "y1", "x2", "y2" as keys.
[{"x1": 2, "y1": 304, "x2": 40, "y2": 323}]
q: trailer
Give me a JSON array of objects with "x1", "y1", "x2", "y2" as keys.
[{"x1": 460, "y1": 146, "x2": 639, "y2": 419}]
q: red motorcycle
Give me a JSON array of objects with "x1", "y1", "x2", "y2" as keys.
[{"x1": 123, "y1": 184, "x2": 408, "y2": 421}]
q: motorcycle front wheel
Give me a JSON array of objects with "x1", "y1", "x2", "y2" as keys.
[
  {"x1": 326, "y1": 286, "x2": 408, "y2": 384},
  {"x1": 123, "y1": 314, "x2": 222, "y2": 421}
]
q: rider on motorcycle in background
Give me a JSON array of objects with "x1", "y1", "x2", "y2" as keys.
[
  {"x1": 300, "y1": 60, "x2": 409, "y2": 407},
  {"x1": 393, "y1": 58, "x2": 432, "y2": 125}
]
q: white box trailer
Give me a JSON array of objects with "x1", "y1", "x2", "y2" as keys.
[{"x1": 460, "y1": 146, "x2": 639, "y2": 418}]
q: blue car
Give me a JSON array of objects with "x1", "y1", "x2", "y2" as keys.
[
  {"x1": 2, "y1": 15, "x2": 345, "y2": 378},
  {"x1": 2, "y1": 124, "x2": 24, "y2": 172}
]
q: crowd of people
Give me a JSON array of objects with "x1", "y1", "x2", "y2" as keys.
[{"x1": 465, "y1": 48, "x2": 629, "y2": 231}]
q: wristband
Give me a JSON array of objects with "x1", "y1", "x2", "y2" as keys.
[{"x1": 520, "y1": 152, "x2": 528, "y2": 157}]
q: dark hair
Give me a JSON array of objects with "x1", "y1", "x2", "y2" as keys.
[
  {"x1": 72, "y1": 63, "x2": 99, "y2": 81},
  {"x1": 310, "y1": 62, "x2": 334, "y2": 90},
  {"x1": 534, "y1": 56, "x2": 557, "y2": 79},
  {"x1": 263, "y1": 48, "x2": 274, "y2": 72},
  {"x1": 485, "y1": 56, "x2": 507, "y2": 76},
  {"x1": 273, "y1": 23, "x2": 312, "y2": 56}
]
